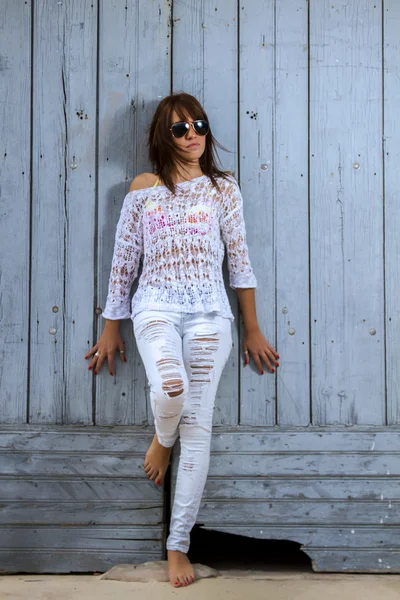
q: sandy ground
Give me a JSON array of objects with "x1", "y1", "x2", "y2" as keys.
[{"x1": 1, "y1": 567, "x2": 400, "y2": 600}]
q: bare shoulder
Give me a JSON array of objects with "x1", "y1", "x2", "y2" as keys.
[{"x1": 129, "y1": 172, "x2": 158, "y2": 192}]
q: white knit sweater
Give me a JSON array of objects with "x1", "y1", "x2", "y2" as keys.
[{"x1": 102, "y1": 174, "x2": 257, "y2": 322}]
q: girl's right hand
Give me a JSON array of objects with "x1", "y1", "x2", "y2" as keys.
[{"x1": 84, "y1": 324, "x2": 126, "y2": 376}]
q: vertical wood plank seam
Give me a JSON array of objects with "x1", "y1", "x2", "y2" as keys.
[
  {"x1": 307, "y1": 0, "x2": 312, "y2": 426},
  {"x1": 273, "y1": 0, "x2": 277, "y2": 426},
  {"x1": 201, "y1": 1, "x2": 205, "y2": 106},
  {"x1": 27, "y1": 0, "x2": 35, "y2": 425},
  {"x1": 237, "y1": 0, "x2": 241, "y2": 426},
  {"x1": 61, "y1": 22, "x2": 68, "y2": 423},
  {"x1": 381, "y1": 0, "x2": 387, "y2": 425},
  {"x1": 133, "y1": 0, "x2": 139, "y2": 183},
  {"x1": 170, "y1": 0, "x2": 174, "y2": 94},
  {"x1": 93, "y1": 0, "x2": 101, "y2": 425},
  {"x1": 132, "y1": 0, "x2": 138, "y2": 424}
]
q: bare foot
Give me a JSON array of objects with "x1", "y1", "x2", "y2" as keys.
[
  {"x1": 168, "y1": 550, "x2": 195, "y2": 587},
  {"x1": 144, "y1": 434, "x2": 172, "y2": 484}
]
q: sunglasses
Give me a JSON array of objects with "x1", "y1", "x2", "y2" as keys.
[{"x1": 169, "y1": 119, "x2": 210, "y2": 139}]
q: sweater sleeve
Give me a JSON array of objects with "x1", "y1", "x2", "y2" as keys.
[
  {"x1": 219, "y1": 178, "x2": 257, "y2": 289},
  {"x1": 102, "y1": 191, "x2": 144, "y2": 320}
]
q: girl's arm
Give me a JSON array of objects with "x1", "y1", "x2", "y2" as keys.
[{"x1": 219, "y1": 178, "x2": 279, "y2": 374}]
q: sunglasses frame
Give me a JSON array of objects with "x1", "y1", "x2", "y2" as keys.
[{"x1": 169, "y1": 119, "x2": 209, "y2": 139}]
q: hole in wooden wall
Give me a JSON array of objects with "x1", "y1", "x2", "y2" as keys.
[{"x1": 187, "y1": 526, "x2": 312, "y2": 573}]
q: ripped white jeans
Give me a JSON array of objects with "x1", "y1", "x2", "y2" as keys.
[{"x1": 132, "y1": 309, "x2": 233, "y2": 553}]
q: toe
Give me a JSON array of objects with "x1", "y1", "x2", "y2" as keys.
[{"x1": 150, "y1": 469, "x2": 159, "y2": 481}]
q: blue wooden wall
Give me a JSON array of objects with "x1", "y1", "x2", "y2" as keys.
[{"x1": 1, "y1": 0, "x2": 400, "y2": 574}]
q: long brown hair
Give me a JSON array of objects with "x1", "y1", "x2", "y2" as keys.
[{"x1": 148, "y1": 92, "x2": 231, "y2": 194}]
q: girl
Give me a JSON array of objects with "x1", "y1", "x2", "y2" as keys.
[{"x1": 85, "y1": 92, "x2": 280, "y2": 588}]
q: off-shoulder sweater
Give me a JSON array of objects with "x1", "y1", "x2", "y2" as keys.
[{"x1": 102, "y1": 174, "x2": 257, "y2": 322}]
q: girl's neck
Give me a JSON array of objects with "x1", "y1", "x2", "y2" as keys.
[{"x1": 172, "y1": 162, "x2": 203, "y2": 184}]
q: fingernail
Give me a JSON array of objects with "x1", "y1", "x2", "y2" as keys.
[
  {"x1": 261, "y1": 370, "x2": 264, "y2": 375},
  {"x1": 110, "y1": 372, "x2": 113, "y2": 376},
  {"x1": 156, "y1": 480, "x2": 161, "y2": 485},
  {"x1": 124, "y1": 357, "x2": 127, "y2": 363},
  {"x1": 276, "y1": 363, "x2": 279, "y2": 366},
  {"x1": 88, "y1": 366, "x2": 92, "y2": 371},
  {"x1": 277, "y1": 355, "x2": 280, "y2": 359},
  {"x1": 94, "y1": 370, "x2": 98, "y2": 375},
  {"x1": 271, "y1": 369, "x2": 275, "y2": 373}
]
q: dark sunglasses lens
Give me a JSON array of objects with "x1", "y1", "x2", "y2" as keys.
[
  {"x1": 171, "y1": 123, "x2": 189, "y2": 138},
  {"x1": 193, "y1": 120, "x2": 209, "y2": 135}
]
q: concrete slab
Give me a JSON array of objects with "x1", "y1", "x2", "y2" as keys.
[
  {"x1": 1, "y1": 569, "x2": 400, "y2": 600},
  {"x1": 101, "y1": 560, "x2": 218, "y2": 582}
]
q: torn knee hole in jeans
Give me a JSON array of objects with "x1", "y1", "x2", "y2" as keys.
[
  {"x1": 183, "y1": 457, "x2": 196, "y2": 471},
  {"x1": 188, "y1": 334, "x2": 219, "y2": 384},
  {"x1": 156, "y1": 358, "x2": 184, "y2": 397},
  {"x1": 137, "y1": 319, "x2": 169, "y2": 343},
  {"x1": 182, "y1": 410, "x2": 200, "y2": 426},
  {"x1": 180, "y1": 335, "x2": 220, "y2": 427}
]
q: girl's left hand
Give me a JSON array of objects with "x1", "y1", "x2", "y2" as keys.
[{"x1": 243, "y1": 328, "x2": 280, "y2": 375}]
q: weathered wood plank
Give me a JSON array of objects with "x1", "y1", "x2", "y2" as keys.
[
  {"x1": 308, "y1": 549, "x2": 400, "y2": 573},
  {"x1": 96, "y1": 0, "x2": 171, "y2": 425},
  {"x1": 0, "y1": 550, "x2": 163, "y2": 574},
  {"x1": 310, "y1": 2, "x2": 385, "y2": 425},
  {"x1": 0, "y1": 526, "x2": 162, "y2": 550},
  {"x1": 237, "y1": 0, "x2": 275, "y2": 425},
  {"x1": 62, "y1": 2, "x2": 97, "y2": 424},
  {"x1": 205, "y1": 453, "x2": 400, "y2": 477},
  {"x1": 0, "y1": 479, "x2": 161, "y2": 501},
  {"x1": 201, "y1": 478, "x2": 400, "y2": 501},
  {"x1": 0, "y1": 454, "x2": 149, "y2": 477},
  {"x1": 0, "y1": 1, "x2": 31, "y2": 424},
  {"x1": 274, "y1": 0, "x2": 310, "y2": 426},
  {"x1": 384, "y1": 1, "x2": 400, "y2": 425},
  {"x1": 5, "y1": 475, "x2": 400, "y2": 502},
  {"x1": 30, "y1": 0, "x2": 97, "y2": 423},
  {"x1": 0, "y1": 502, "x2": 162, "y2": 525},
  {"x1": 193, "y1": 428, "x2": 400, "y2": 452},
  {"x1": 197, "y1": 500, "x2": 400, "y2": 525},
  {"x1": 3, "y1": 426, "x2": 400, "y2": 452},
  {"x1": 30, "y1": 0, "x2": 67, "y2": 422},
  {"x1": 2, "y1": 449, "x2": 399, "y2": 477},
  {"x1": 172, "y1": 0, "x2": 239, "y2": 425},
  {"x1": 0, "y1": 427, "x2": 154, "y2": 453},
  {"x1": 208, "y1": 428, "x2": 400, "y2": 452},
  {"x1": 201, "y1": 524, "x2": 400, "y2": 548}
]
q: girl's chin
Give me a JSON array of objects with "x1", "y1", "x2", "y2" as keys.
[{"x1": 177, "y1": 151, "x2": 205, "y2": 163}]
